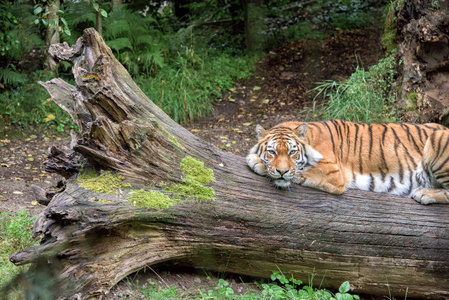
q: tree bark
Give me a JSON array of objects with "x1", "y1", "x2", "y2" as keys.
[
  {"x1": 10, "y1": 28, "x2": 449, "y2": 299},
  {"x1": 110, "y1": 0, "x2": 122, "y2": 9},
  {"x1": 242, "y1": 0, "x2": 266, "y2": 53},
  {"x1": 96, "y1": 9, "x2": 102, "y2": 37},
  {"x1": 43, "y1": 0, "x2": 60, "y2": 74},
  {"x1": 396, "y1": 0, "x2": 449, "y2": 124}
]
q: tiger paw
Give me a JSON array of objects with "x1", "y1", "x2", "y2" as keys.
[
  {"x1": 293, "y1": 174, "x2": 306, "y2": 185},
  {"x1": 246, "y1": 154, "x2": 267, "y2": 176},
  {"x1": 412, "y1": 189, "x2": 437, "y2": 205}
]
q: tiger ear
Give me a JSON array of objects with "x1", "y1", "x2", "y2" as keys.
[
  {"x1": 295, "y1": 124, "x2": 307, "y2": 140},
  {"x1": 256, "y1": 125, "x2": 266, "y2": 140}
]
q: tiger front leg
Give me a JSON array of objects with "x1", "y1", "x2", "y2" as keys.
[
  {"x1": 246, "y1": 153, "x2": 268, "y2": 176},
  {"x1": 412, "y1": 188, "x2": 449, "y2": 205},
  {"x1": 293, "y1": 164, "x2": 347, "y2": 195}
]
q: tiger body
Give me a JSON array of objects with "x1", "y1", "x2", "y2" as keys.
[{"x1": 246, "y1": 120, "x2": 449, "y2": 204}]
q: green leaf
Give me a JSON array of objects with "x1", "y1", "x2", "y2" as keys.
[
  {"x1": 49, "y1": 19, "x2": 57, "y2": 28},
  {"x1": 42, "y1": 19, "x2": 48, "y2": 26},
  {"x1": 339, "y1": 281, "x2": 351, "y2": 294},
  {"x1": 92, "y1": 2, "x2": 99, "y2": 11},
  {"x1": 63, "y1": 29, "x2": 71, "y2": 36},
  {"x1": 34, "y1": 6, "x2": 42, "y2": 15},
  {"x1": 100, "y1": 9, "x2": 108, "y2": 18},
  {"x1": 60, "y1": 17, "x2": 68, "y2": 27},
  {"x1": 56, "y1": 9, "x2": 64, "y2": 16}
]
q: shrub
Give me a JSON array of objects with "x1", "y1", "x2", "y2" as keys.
[{"x1": 313, "y1": 50, "x2": 398, "y2": 123}]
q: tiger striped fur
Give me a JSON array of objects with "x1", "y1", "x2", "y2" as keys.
[{"x1": 246, "y1": 120, "x2": 449, "y2": 204}]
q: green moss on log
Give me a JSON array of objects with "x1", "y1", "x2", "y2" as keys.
[
  {"x1": 165, "y1": 156, "x2": 215, "y2": 201},
  {"x1": 168, "y1": 134, "x2": 185, "y2": 150},
  {"x1": 78, "y1": 170, "x2": 131, "y2": 194},
  {"x1": 129, "y1": 190, "x2": 179, "y2": 209},
  {"x1": 128, "y1": 156, "x2": 215, "y2": 209}
]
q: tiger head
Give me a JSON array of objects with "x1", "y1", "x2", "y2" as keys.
[{"x1": 253, "y1": 123, "x2": 323, "y2": 188}]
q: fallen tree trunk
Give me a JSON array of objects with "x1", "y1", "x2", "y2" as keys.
[{"x1": 10, "y1": 28, "x2": 449, "y2": 299}]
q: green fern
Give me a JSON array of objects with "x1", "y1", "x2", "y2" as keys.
[
  {"x1": 106, "y1": 38, "x2": 133, "y2": 52},
  {"x1": 0, "y1": 67, "x2": 27, "y2": 88}
]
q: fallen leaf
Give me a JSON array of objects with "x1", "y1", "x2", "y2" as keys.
[
  {"x1": 230, "y1": 88, "x2": 235, "y2": 92},
  {"x1": 46, "y1": 114, "x2": 56, "y2": 122},
  {"x1": 262, "y1": 99, "x2": 269, "y2": 104},
  {"x1": 253, "y1": 86, "x2": 261, "y2": 91},
  {"x1": 31, "y1": 201, "x2": 39, "y2": 206},
  {"x1": 217, "y1": 118, "x2": 225, "y2": 122},
  {"x1": 33, "y1": 178, "x2": 40, "y2": 181},
  {"x1": 242, "y1": 122, "x2": 252, "y2": 126},
  {"x1": 191, "y1": 129, "x2": 201, "y2": 133},
  {"x1": 27, "y1": 157, "x2": 34, "y2": 162},
  {"x1": 228, "y1": 97, "x2": 235, "y2": 102},
  {"x1": 0, "y1": 196, "x2": 5, "y2": 201},
  {"x1": 1, "y1": 163, "x2": 9, "y2": 168},
  {"x1": 13, "y1": 191, "x2": 23, "y2": 195}
]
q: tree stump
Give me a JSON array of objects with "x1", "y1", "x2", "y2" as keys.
[{"x1": 10, "y1": 28, "x2": 449, "y2": 299}]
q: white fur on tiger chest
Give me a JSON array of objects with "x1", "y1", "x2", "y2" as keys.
[{"x1": 348, "y1": 171, "x2": 419, "y2": 196}]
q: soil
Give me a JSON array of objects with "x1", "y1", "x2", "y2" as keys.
[{"x1": 0, "y1": 28, "x2": 384, "y2": 298}]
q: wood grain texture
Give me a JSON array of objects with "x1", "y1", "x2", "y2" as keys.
[{"x1": 11, "y1": 28, "x2": 449, "y2": 299}]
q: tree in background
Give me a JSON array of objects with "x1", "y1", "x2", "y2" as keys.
[
  {"x1": 242, "y1": 0, "x2": 266, "y2": 53},
  {"x1": 42, "y1": 0, "x2": 60, "y2": 74}
]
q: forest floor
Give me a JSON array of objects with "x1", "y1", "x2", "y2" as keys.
[{"x1": 0, "y1": 28, "x2": 384, "y2": 298}]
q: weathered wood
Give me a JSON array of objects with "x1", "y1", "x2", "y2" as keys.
[
  {"x1": 10, "y1": 28, "x2": 449, "y2": 299},
  {"x1": 397, "y1": 0, "x2": 449, "y2": 123}
]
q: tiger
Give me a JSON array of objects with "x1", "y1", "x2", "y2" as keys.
[{"x1": 246, "y1": 119, "x2": 449, "y2": 204}]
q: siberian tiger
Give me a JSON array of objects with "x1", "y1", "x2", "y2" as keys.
[{"x1": 246, "y1": 120, "x2": 449, "y2": 204}]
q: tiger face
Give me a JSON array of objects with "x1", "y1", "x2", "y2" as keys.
[{"x1": 247, "y1": 124, "x2": 323, "y2": 188}]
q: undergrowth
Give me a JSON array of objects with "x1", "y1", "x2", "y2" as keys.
[
  {"x1": 138, "y1": 270, "x2": 360, "y2": 300},
  {"x1": 313, "y1": 49, "x2": 398, "y2": 123},
  {"x1": 0, "y1": 210, "x2": 37, "y2": 288},
  {"x1": 0, "y1": 71, "x2": 77, "y2": 132},
  {"x1": 136, "y1": 50, "x2": 257, "y2": 124}
]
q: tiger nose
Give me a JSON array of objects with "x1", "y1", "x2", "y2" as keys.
[{"x1": 277, "y1": 169, "x2": 288, "y2": 176}]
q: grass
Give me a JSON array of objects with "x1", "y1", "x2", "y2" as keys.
[
  {"x1": 312, "y1": 49, "x2": 398, "y2": 123},
  {"x1": 0, "y1": 210, "x2": 37, "y2": 288},
  {"x1": 136, "y1": 49, "x2": 257, "y2": 124},
  {"x1": 136, "y1": 270, "x2": 360, "y2": 299}
]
